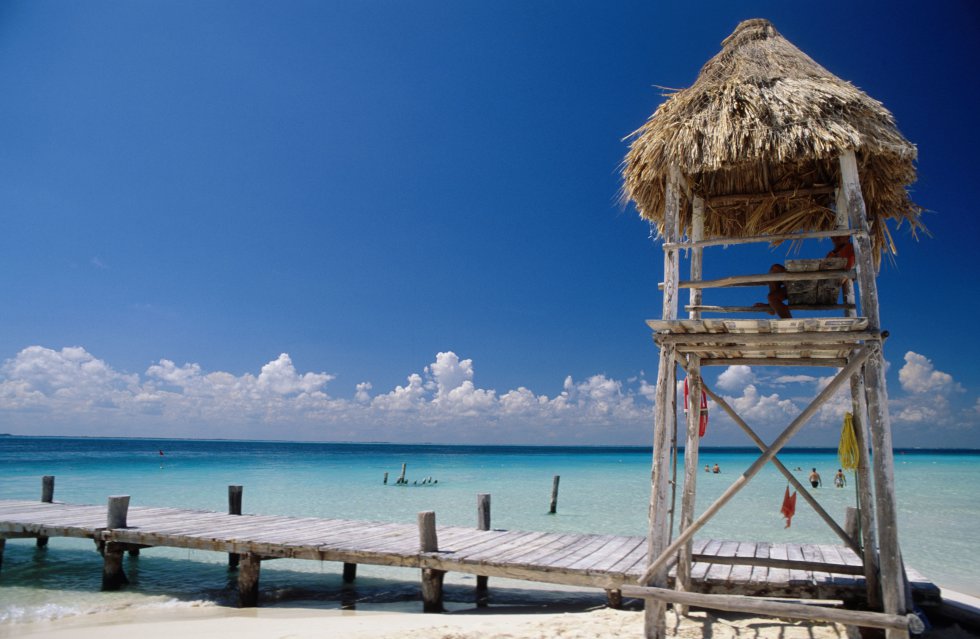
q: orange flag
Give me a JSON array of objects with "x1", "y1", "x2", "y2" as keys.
[{"x1": 780, "y1": 486, "x2": 797, "y2": 528}]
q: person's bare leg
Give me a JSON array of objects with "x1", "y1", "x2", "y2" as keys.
[{"x1": 766, "y1": 264, "x2": 791, "y2": 318}]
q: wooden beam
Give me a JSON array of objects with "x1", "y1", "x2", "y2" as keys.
[
  {"x1": 646, "y1": 166, "x2": 683, "y2": 639},
  {"x1": 688, "y1": 196, "x2": 704, "y2": 320},
  {"x1": 676, "y1": 356, "x2": 702, "y2": 614},
  {"x1": 850, "y1": 369, "x2": 882, "y2": 610},
  {"x1": 664, "y1": 229, "x2": 868, "y2": 251},
  {"x1": 656, "y1": 331, "x2": 879, "y2": 346},
  {"x1": 700, "y1": 358, "x2": 848, "y2": 367},
  {"x1": 640, "y1": 345, "x2": 872, "y2": 585},
  {"x1": 673, "y1": 344, "x2": 856, "y2": 355},
  {"x1": 681, "y1": 363, "x2": 861, "y2": 556},
  {"x1": 840, "y1": 151, "x2": 907, "y2": 633},
  {"x1": 684, "y1": 304, "x2": 856, "y2": 313},
  {"x1": 706, "y1": 185, "x2": 837, "y2": 207},
  {"x1": 665, "y1": 269, "x2": 855, "y2": 291},
  {"x1": 620, "y1": 585, "x2": 922, "y2": 633}
]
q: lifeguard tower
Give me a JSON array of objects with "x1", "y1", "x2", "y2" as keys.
[{"x1": 620, "y1": 20, "x2": 925, "y2": 639}]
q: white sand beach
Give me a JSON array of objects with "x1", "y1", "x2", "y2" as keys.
[{"x1": 3, "y1": 605, "x2": 857, "y2": 639}]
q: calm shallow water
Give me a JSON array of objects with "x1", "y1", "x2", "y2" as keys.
[{"x1": 0, "y1": 437, "x2": 977, "y2": 624}]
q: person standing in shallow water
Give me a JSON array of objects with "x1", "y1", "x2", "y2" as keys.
[
  {"x1": 834, "y1": 469, "x2": 847, "y2": 488},
  {"x1": 809, "y1": 468, "x2": 822, "y2": 488}
]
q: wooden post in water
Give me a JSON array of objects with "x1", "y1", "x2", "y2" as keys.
[
  {"x1": 37, "y1": 476, "x2": 54, "y2": 548},
  {"x1": 238, "y1": 553, "x2": 261, "y2": 607},
  {"x1": 41, "y1": 476, "x2": 55, "y2": 502},
  {"x1": 228, "y1": 485, "x2": 243, "y2": 569},
  {"x1": 101, "y1": 542, "x2": 129, "y2": 590},
  {"x1": 398, "y1": 463, "x2": 407, "y2": 485},
  {"x1": 0, "y1": 538, "x2": 5, "y2": 572},
  {"x1": 343, "y1": 562, "x2": 357, "y2": 583},
  {"x1": 383, "y1": 472, "x2": 388, "y2": 485},
  {"x1": 107, "y1": 495, "x2": 130, "y2": 529},
  {"x1": 549, "y1": 475, "x2": 560, "y2": 514},
  {"x1": 418, "y1": 511, "x2": 444, "y2": 612},
  {"x1": 476, "y1": 493, "x2": 490, "y2": 604}
]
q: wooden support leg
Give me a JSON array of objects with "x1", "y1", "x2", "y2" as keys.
[
  {"x1": 0, "y1": 537, "x2": 5, "y2": 572},
  {"x1": 238, "y1": 553, "x2": 261, "y2": 607},
  {"x1": 677, "y1": 356, "x2": 702, "y2": 615},
  {"x1": 421, "y1": 568, "x2": 445, "y2": 612},
  {"x1": 476, "y1": 575, "x2": 489, "y2": 607},
  {"x1": 607, "y1": 588, "x2": 623, "y2": 609},
  {"x1": 343, "y1": 562, "x2": 357, "y2": 583},
  {"x1": 864, "y1": 352, "x2": 908, "y2": 639},
  {"x1": 101, "y1": 542, "x2": 129, "y2": 591},
  {"x1": 645, "y1": 344, "x2": 677, "y2": 639},
  {"x1": 36, "y1": 536, "x2": 49, "y2": 549},
  {"x1": 476, "y1": 492, "x2": 491, "y2": 606},
  {"x1": 851, "y1": 369, "x2": 882, "y2": 611}
]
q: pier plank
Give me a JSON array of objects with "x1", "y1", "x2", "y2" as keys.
[{"x1": 0, "y1": 499, "x2": 937, "y2": 608}]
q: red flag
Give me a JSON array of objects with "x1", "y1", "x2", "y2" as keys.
[{"x1": 780, "y1": 486, "x2": 797, "y2": 528}]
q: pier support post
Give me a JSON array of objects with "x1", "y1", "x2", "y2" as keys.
[
  {"x1": 238, "y1": 553, "x2": 261, "y2": 607},
  {"x1": 228, "y1": 485, "x2": 243, "y2": 569},
  {"x1": 418, "y1": 511, "x2": 444, "y2": 612},
  {"x1": 343, "y1": 562, "x2": 357, "y2": 583},
  {"x1": 398, "y1": 463, "x2": 407, "y2": 485},
  {"x1": 41, "y1": 475, "x2": 55, "y2": 503},
  {"x1": 37, "y1": 476, "x2": 55, "y2": 548},
  {"x1": 549, "y1": 475, "x2": 560, "y2": 514},
  {"x1": 0, "y1": 538, "x2": 5, "y2": 572},
  {"x1": 476, "y1": 493, "x2": 491, "y2": 605},
  {"x1": 101, "y1": 542, "x2": 129, "y2": 590},
  {"x1": 107, "y1": 495, "x2": 130, "y2": 529}
]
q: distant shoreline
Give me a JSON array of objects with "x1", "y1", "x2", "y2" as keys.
[{"x1": 1, "y1": 434, "x2": 977, "y2": 454}]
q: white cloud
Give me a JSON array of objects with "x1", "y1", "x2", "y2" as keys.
[
  {"x1": 716, "y1": 365, "x2": 754, "y2": 392},
  {"x1": 898, "y1": 351, "x2": 961, "y2": 394},
  {"x1": 773, "y1": 374, "x2": 819, "y2": 385},
  {"x1": 1, "y1": 345, "x2": 976, "y2": 446},
  {"x1": 729, "y1": 384, "x2": 799, "y2": 423}
]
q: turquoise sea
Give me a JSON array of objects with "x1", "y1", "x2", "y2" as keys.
[{"x1": 0, "y1": 436, "x2": 977, "y2": 625}]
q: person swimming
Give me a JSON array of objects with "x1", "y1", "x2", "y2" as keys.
[
  {"x1": 809, "y1": 468, "x2": 822, "y2": 488},
  {"x1": 834, "y1": 469, "x2": 847, "y2": 488}
]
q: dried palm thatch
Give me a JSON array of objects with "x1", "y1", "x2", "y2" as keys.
[{"x1": 622, "y1": 18, "x2": 923, "y2": 262}]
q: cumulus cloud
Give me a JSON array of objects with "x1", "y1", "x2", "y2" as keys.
[
  {"x1": 1, "y1": 345, "x2": 975, "y2": 445},
  {"x1": 898, "y1": 352, "x2": 962, "y2": 394},
  {"x1": 716, "y1": 365, "x2": 754, "y2": 392},
  {"x1": 773, "y1": 374, "x2": 819, "y2": 385}
]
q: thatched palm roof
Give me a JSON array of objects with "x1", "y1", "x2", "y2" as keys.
[{"x1": 622, "y1": 18, "x2": 922, "y2": 260}]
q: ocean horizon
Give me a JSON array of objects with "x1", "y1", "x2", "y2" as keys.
[{"x1": 1, "y1": 435, "x2": 977, "y2": 625}]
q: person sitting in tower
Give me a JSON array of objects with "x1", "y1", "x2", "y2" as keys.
[{"x1": 755, "y1": 236, "x2": 855, "y2": 318}]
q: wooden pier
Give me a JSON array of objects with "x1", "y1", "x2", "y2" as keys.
[{"x1": 0, "y1": 497, "x2": 939, "y2": 611}]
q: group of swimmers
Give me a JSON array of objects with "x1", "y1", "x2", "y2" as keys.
[
  {"x1": 801, "y1": 467, "x2": 848, "y2": 488},
  {"x1": 703, "y1": 463, "x2": 721, "y2": 473}
]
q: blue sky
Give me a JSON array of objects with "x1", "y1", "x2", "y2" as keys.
[{"x1": 0, "y1": 1, "x2": 977, "y2": 447}]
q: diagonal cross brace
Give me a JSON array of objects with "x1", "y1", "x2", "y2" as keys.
[
  {"x1": 640, "y1": 345, "x2": 873, "y2": 585},
  {"x1": 678, "y1": 357, "x2": 862, "y2": 556}
]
